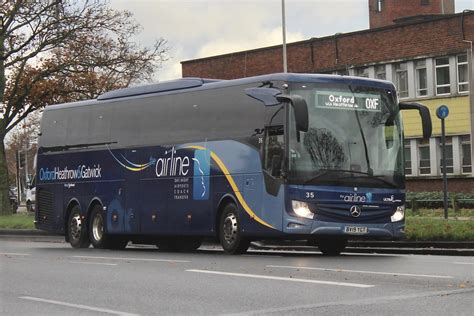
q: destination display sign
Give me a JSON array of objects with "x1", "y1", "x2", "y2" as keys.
[{"x1": 315, "y1": 91, "x2": 381, "y2": 112}]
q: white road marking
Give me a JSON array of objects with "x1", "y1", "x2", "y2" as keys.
[
  {"x1": 453, "y1": 262, "x2": 474, "y2": 265},
  {"x1": 242, "y1": 254, "x2": 283, "y2": 258},
  {"x1": 267, "y1": 265, "x2": 453, "y2": 279},
  {"x1": 186, "y1": 269, "x2": 374, "y2": 288},
  {"x1": 0, "y1": 252, "x2": 30, "y2": 256},
  {"x1": 224, "y1": 288, "x2": 474, "y2": 316},
  {"x1": 72, "y1": 255, "x2": 190, "y2": 263},
  {"x1": 19, "y1": 296, "x2": 139, "y2": 316},
  {"x1": 70, "y1": 261, "x2": 118, "y2": 266}
]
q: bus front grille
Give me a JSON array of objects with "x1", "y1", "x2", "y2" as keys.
[
  {"x1": 37, "y1": 189, "x2": 54, "y2": 228},
  {"x1": 315, "y1": 203, "x2": 393, "y2": 224}
]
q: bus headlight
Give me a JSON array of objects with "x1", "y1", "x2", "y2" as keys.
[
  {"x1": 292, "y1": 200, "x2": 314, "y2": 219},
  {"x1": 391, "y1": 206, "x2": 405, "y2": 222}
]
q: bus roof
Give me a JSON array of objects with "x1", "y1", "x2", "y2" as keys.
[{"x1": 44, "y1": 73, "x2": 395, "y2": 111}]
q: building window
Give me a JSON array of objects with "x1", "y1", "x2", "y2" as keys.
[
  {"x1": 415, "y1": 60, "x2": 428, "y2": 97},
  {"x1": 404, "y1": 140, "x2": 412, "y2": 175},
  {"x1": 461, "y1": 135, "x2": 472, "y2": 174},
  {"x1": 375, "y1": 65, "x2": 386, "y2": 80},
  {"x1": 435, "y1": 57, "x2": 451, "y2": 95},
  {"x1": 439, "y1": 137, "x2": 453, "y2": 174},
  {"x1": 354, "y1": 67, "x2": 369, "y2": 77},
  {"x1": 394, "y1": 62, "x2": 408, "y2": 98},
  {"x1": 418, "y1": 139, "x2": 430, "y2": 175},
  {"x1": 335, "y1": 69, "x2": 348, "y2": 76},
  {"x1": 376, "y1": 0, "x2": 383, "y2": 12},
  {"x1": 421, "y1": 0, "x2": 430, "y2": 5},
  {"x1": 457, "y1": 54, "x2": 469, "y2": 93}
]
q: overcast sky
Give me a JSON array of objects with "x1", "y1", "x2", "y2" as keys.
[{"x1": 109, "y1": 0, "x2": 474, "y2": 81}]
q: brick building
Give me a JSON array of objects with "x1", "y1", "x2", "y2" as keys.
[{"x1": 181, "y1": 1, "x2": 474, "y2": 192}]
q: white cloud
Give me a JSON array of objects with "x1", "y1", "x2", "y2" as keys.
[
  {"x1": 197, "y1": 27, "x2": 305, "y2": 58},
  {"x1": 110, "y1": 0, "x2": 474, "y2": 81}
]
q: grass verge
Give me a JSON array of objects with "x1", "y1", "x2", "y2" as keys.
[
  {"x1": 406, "y1": 208, "x2": 474, "y2": 218},
  {"x1": 405, "y1": 217, "x2": 474, "y2": 241},
  {"x1": 0, "y1": 213, "x2": 35, "y2": 229},
  {"x1": 0, "y1": 212, "x2": 473, "y2": 241}
]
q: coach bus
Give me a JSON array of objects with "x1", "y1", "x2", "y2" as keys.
[{"x1": 35, "y1": 73, "x2": 431, "y2": 255}]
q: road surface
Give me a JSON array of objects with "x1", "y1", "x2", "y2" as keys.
[{"x1": 1, "y1": 240, "x2": 473, "y2": 315}]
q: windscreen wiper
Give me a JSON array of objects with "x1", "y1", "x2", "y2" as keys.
[{"x1": 350, "y1": 85, "x2": 373, "y2": 175}]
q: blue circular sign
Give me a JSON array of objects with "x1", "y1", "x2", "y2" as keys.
[{"x1": 436, "y1": 105, "x2": 449, "y2": 119}]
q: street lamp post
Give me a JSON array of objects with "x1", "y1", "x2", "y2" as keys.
[
  {"x1": 436, "y1": 105, "x2": 449, "y2": 219},
  {"x1": 281, "y1": 0, "x2": 287, "y2": 73}
]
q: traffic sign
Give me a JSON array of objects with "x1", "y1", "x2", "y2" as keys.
[{"x1": 436, "y1": 105, "x2": 449, "y2": 119}]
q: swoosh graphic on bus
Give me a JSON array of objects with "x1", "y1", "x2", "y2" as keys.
[
  {"x1": 186, "y1": 145, "x2": 275, "y2": 230},
  {"x1": 107, "y1": 146, "x2": 156, "y2": 171}
]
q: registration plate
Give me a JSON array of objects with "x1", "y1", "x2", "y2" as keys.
[{"x1": 344, "y1": 226, "x2": 368, "y2": 234}]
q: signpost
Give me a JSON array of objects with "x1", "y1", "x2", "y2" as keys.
[{"x1": 436, "y1": 105, "x2": 449, "y2": 219}]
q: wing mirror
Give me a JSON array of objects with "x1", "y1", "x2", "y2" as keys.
[{"x1": 399, "y1": 102, "x2": 432, "y2": 139}]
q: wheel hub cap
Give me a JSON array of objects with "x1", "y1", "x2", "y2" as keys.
[
  {"x1": 92, "y1": 214, "x2": 103, "y2": 242},
  {"x1": 70, "y1": 215, "x2": 82, "y2": 240},
  {"x1": 223, "y1": 214, "x2": 238, "y2": 244}
]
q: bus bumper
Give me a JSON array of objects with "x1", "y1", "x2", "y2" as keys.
[{"x1": 283, "y1": 218, "x2": 405, "y2": 240}]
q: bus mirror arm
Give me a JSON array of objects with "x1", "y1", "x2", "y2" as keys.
[
  {"x1": 276, "y1": 94, "x2": 309, "y2": 133},
  {"x1": 399, "y1": 102, "x2": 432, "y2": 139},
  {"x1": 245, "y1": 87, "x2": 282, "y2": 106}
]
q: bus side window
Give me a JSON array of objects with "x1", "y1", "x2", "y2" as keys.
[{"x1": 264, "y1": 125, "x2": 285, "y2": 177}]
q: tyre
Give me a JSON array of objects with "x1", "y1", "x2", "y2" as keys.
[
  {"x1": 317, "y1": 237, "x2": 347, "y2": 256},
  {"x1": 219, "y1": 203, "x2": 250, "y2": 254},
  {"x1": 10, "y1": 200, "x2": 18, "y2": 214},
  {"x1": 67, "y1": 205, "x2": 90, "y2": 248},
  {"x1": 26, "y1": 201, "x2": 33, "y2": 212},
  {"x1": 89, "y1": 205, "x2": 128, "y2": 250}
]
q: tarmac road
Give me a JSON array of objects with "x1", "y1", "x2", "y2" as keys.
[{"x1": 1, "y1": 240, "x2": 473, "y2": 315}]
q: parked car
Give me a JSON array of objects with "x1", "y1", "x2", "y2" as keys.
[
  {"x1": 9, "y1": 189, "x2": 18, "y2": 214},
  {"x1": 26, "y1": 176, "x2": 36, "y2": 212}
]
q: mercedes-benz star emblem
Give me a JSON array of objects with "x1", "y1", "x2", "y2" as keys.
[{"x1": 350, "y1": 205, "x2": 361, "y2": 218}]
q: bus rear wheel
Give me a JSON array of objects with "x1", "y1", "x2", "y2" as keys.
[
  {"x1": 67, "y1": 205, "x2": 90, "y2": 248},
  {"x1": 316, "y1": 237, "x2": 347, "y2": 256},
  {"x1": 89, "y1": 205, "x2": 128, "y2": 250},
  {"x1": 219, "y1": 203, "x2": 250, "y2": 255}
]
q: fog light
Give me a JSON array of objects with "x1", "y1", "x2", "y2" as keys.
[
  {"x1": 292, "y1": 200, "x2": 314, "y2": 219},
  {"x1": 391, "y1": 206, "x2": 405, "y2": 222},
  {"x1": 287, "y1": 222, "x2": 305, "y2": 229}
]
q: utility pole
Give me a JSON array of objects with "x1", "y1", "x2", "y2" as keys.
[{"x1": 281, "y1": 0, "x2": 287, "y2": 73}]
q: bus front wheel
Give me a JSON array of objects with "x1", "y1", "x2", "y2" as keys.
[
  {"x1": 316, "y1": 237, "x2": 347, "y2": 256},
  {"x1": 89, "y1": 205, "x2": 128, "y2": 250},
  {"x1": 219, "y1": 203, "x2": 250, "y2": 254},
  {"x1": 67, "y1": 205, "x2": 90, "y2": 248}
]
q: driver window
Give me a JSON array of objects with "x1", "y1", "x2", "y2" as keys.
[{"x1": 264, "y1": 125, "x2": 285, "y2": 177}]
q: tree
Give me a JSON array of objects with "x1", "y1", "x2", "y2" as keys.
[
  {"x1": 5, "y1": 112, "x2": 41, "y2": 194},
  {"x1": 303, "y1": 128, "x2": 346, "y2": 169},
  {"x1": 0, "y1": 0, "x2": 169, "y2": 214}
]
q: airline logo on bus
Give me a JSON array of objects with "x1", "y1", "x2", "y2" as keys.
[
  {"x1": 39, "y1": 165, "x2": 102, "y2": 181},
  {"x1": 155, "y1": 147, "x2": 190, "y2": 178},
  {"x1": 154, "y1": 147, "x2": 210, "y2": 200},
  {"x1": 340, "y1": 192, "x2": 372, "y2": 203}
]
